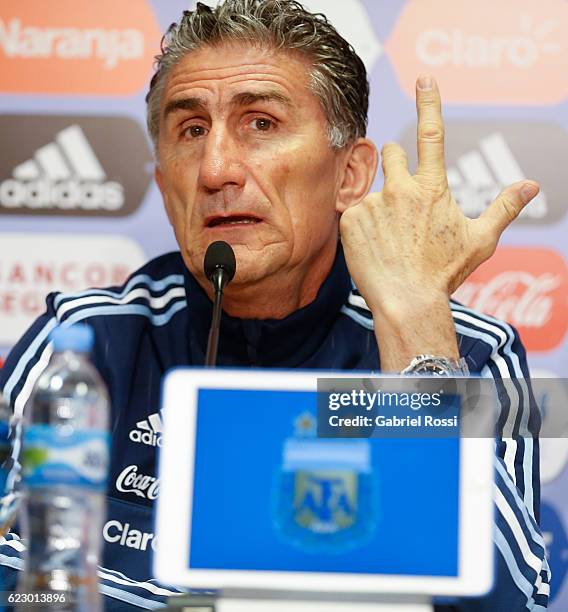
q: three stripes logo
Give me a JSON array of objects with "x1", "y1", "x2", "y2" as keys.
[
  {"x1": 400, "y1": 122, "x2": 566, "y2": 225},
  {"x1": 4, "y1": 124, "x2": 123, "y2": 212},
  {"x1": 447, "y1": 132, "x2": 547, "y2": 220},
  {"x1": 0, "y1": 115, "x2": 152, "y2": 216},
  {"x1": 129, "y1": 412, "x2": 163, "y2": 448}
]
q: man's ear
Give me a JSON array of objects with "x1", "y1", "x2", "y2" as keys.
[
  {"x1": 155, "y1": 165, "x2": 174, "y2": 226},
  {"x1": 336, "y1": 138, "x2": 378, "y2": 213}
]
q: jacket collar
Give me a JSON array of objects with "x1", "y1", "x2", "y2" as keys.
[{"x1": 183, "y1": 245, "x2": 352, "y2": 367}]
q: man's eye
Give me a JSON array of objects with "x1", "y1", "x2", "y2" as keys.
[
  {"x1": 184, "y1": 125, "x2": 207, "y2": 138},
  {"x1": 252, "y1": 118, "x2": 274, "y2": 131}
]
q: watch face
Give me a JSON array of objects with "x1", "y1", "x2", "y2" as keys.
[
  {"x1": 413, "y1": 360, "x2": 452, "y2": 376},
  {"x1": 416, "y1": 364, "x2": 449, "y2": 375},
  {"x1": 403, "y1": 356, "x2": 468, "y2": 376}
]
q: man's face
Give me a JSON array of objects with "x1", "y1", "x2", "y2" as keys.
[{"x1": 155, "y1": 43, "x2": 347, "y2": 287}]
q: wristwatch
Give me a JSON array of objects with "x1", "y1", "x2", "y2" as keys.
[{"x1": 400, "y1": 354, "x2": 469, "y2": 376}]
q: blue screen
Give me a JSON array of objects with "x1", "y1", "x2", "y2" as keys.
[{"x1": 189, "y1": 388, "x2": 459, "y2": 577}]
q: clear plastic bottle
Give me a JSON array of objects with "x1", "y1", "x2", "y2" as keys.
[{"x1": 18, "y1": 324, "x2": 110, "y2": 611}]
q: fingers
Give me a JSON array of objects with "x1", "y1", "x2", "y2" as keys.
[
  {"x1": 478, "y1": 180, "x2": 540, "y2": 237},
  {"x1": 381, "y1": 142, "x2": 410, "y2": 182},
  {"x1": 415, "y1": 74, "x2": 446, "y2": 182}
]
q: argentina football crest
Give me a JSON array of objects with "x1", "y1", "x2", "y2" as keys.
[{"x1": 274, "y1": 412, "x2": 376, "y2": 552}]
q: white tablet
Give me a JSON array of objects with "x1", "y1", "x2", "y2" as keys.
[{"x1": 154, "y1": 369, "x2": 494, "y2": 598}]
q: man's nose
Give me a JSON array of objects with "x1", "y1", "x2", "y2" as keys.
[{"x1": 198, "y1": 126, "x2": 245, "y2": 194}]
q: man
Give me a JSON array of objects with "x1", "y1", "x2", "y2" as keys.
[{"x1": 0, "y1": 1, "x2": 550, "y2": 610}]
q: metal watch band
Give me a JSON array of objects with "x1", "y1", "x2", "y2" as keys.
[{"x1": 400, "y1": 354, "x2": 469, "y2": 376}]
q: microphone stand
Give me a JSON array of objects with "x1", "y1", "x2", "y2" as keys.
[
  {"x1": 203, "y1": 241, "x2": 236, "y2": 367},
  {"x1": 166, "y1": 240, "x2": 236, "y2": 612},
  {"x1": 205, "y1": 268, "x2": 226, "y2": 366}
]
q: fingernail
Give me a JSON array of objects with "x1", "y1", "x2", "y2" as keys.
[
  {"x1": 417, "y1": 74, "x2": 433, "y2": 90},
  {"x1": 520, "y1": 182, "x2": 539, "y2": 203}
]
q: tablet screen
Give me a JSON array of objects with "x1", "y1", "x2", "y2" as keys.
[{"x1": 188, "y1": 388, "x2": 459, "y2": 577}]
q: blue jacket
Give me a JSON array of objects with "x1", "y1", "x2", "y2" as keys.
[{"x1": 0, "y1": 247, "x2": 550, "y2": 610}]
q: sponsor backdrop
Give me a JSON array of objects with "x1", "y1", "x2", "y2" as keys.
[{"x1": 0, "y1": 0, "x2": 566, "y2": 606}]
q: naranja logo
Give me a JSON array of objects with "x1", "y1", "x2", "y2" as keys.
[
  {"x1": 385, "y1": 0, "x2": 567, "y2": 104},
  {"x1": 0, "y1": 0, "x2": 161, "y2": 95},
  {"x1": 453, "y1": 248, "x2": 568, "y2": 352}
]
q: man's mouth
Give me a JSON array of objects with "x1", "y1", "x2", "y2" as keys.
[{"x1": 206, "y1": 214, "x2": 262, "y2": 228}]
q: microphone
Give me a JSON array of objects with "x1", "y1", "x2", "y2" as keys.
[{"x1": 203, "y1": 241, "x2": 236, "y2": 366}]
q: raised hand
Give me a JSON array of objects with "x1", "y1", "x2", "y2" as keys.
[{"x1": 339, "y1": 74, "x2": 539, "y2": 370}]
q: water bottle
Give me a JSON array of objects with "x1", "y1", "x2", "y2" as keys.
[{"x1": 18, "y1": 324, "x2": 110, "y2": 611}]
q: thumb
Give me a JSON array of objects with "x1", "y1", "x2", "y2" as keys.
[{"x1": 478, "y1": 180, "x2": 539, "y2": 236}]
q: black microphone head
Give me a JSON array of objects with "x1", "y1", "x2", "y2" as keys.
[{"x1": 204, "y1": 241, "x2": 236, "y2": 282}]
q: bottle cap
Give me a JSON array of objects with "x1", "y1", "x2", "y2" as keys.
[{"x1": 51, "y1": 324, "x2": 94, "y2": 353}]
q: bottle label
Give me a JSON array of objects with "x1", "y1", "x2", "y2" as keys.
[{"x1": 23, "y1": 425, "x2": 110, "y2": 490}]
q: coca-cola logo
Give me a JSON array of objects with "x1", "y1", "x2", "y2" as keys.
[
  {"x1": 457, "y1": 272, "x2": 560, "y2": 328},
  {"x1": 115, "y1": 464, "x2": 159, "y2": 501},
  {"x1": 454, "y1": 248, "x2": 567, "y2": 352}
]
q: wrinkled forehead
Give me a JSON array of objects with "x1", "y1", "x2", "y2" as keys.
[{"x1": 159, "y1": 42, "x2": 318, "y2": 113}]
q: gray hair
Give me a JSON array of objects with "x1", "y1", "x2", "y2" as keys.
[{"x1": 146, "y1": 0, "x2": 369, "y2": 151}]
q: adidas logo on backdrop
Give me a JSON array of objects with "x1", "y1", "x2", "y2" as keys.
[
  {"x1": 129, "y1": 412, "x2": 163, "y2": 448},
  {"x1": 446, "y1": 132, "x2": 547, "y2": 220},
  {"x1": 0, "y1": 115, "x2": 152, "y2": 217},
  {"x1": 399, "y1": 122, "x2": 565, "y2": 225},
  {"x1": 1, "y1": 124, "x2": 123, "y2": 211}
]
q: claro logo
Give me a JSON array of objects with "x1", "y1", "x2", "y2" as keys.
[
  {"x1": 0, "y1": 115, "x2": 152, "y2": 217},
  {"x1": 0, "y1": 0, "x2": 161, "y2": 95},
  {"x1": 103, "y1": 520, "x2": 157, "y2": 552},
  {"x1": 386, "y1": 0, "x2": 568, "y2": 104},
  {"x1": 415, "y1": 21, "x2": 559, "y2": 70}
]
